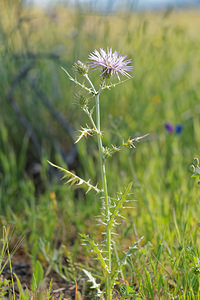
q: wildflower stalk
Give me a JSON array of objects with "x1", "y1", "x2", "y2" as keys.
[
  {"x1": 96, "y1": 93, "x2": 112, "y2": 300},
  {"x1": 50, "y1": 49, "x2": 137, "y2": 299},
  {"x1": 85, "y1": 74, "x2": 112, "y2": 299}
]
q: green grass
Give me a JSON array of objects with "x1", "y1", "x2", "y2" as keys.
[{"x1": 0, "y1": 1, "x2": 200, "y2": 298}]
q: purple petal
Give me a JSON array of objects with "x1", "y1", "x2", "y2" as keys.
[
  {"x1": 88, "y1": 48, "x2": 132, "y2": 80},
  {"x1": 165, "y1": 122, "x2": 174, "y2": 133}
]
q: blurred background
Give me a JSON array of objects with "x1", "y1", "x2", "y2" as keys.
[
  {"x1": 0, "y1": 0, "x2": 200, "y2": 297},
  {"x1": 26, "y1": 0, "x2": 200, "y2": 10}
]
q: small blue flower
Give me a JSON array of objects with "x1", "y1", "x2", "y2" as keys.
[{"x1": 175, "y1": 124, "x2": 183, "y2": 134}]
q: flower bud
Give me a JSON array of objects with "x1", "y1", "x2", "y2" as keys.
[
  {"x1": 73, "y1": 60, "x2": 88, "y2": 76},
  {"x1": 79, "y1": 95, "x2": 88, "y2": 107}
]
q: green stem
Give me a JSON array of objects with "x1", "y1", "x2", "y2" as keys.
[
  {"x1": 85, "y1": 74, "x2": 112, "y2": 299},
  {"x1": 95, "y1": 93, "x2": 112, "y2": 300},
  {"x1": 85, "y1": 107, "x2": 98, "y2": 131}
]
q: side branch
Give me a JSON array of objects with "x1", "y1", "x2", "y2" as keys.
[
  {"x1": 61, "y1": 67, "x2": 93, "y2": 94},
  {"x1": 48, "y1": 161, "x2": 101, "y2": 193}
]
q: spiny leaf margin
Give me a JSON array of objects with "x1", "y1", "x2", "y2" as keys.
[
  {"x1": 48, "y1": 161, "x2": 100, "y2": 193},
  {"x1": 80, "y1": 234, "x2": 109, "y2": 274},
  {"x1": 82, "y1": 269, "x2": 104, "y2": 298},
  {"x1": 107, "y1": 182, "x2": 133, "y2": 230}
]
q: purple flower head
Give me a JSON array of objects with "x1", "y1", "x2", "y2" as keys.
[
  {"x1": 165, "y1": 122, "x2": 174, "y2": 133},
  {"x1": 175, "y1": 124, "x2": 183, "y2": 134},
  {"x1": 88, "y1": 48, "x2": 133, "y2": 80}
]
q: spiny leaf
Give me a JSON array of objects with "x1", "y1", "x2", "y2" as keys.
[
  {"x1": 107, "y1": 182, "x2": 133, "y2": 230},
  {"x1": 111, "y1": 237, "x2": 143, "y2": 287},
  {"x1": 75, "y1": 127, "x2": 99, "y2": 144},
  {"x1": 61, "y1": 67, "x2": 93, "y2": 94},
  {"x1": 48, "y1": 161, "x2": 100, "y2": 193},
  {"x1": 80, "y1": 234, "x2": 109, "y2": 274},
  {"x1": 122, "y1": 134, "x2": 149, "y2": 149},
  {"x1": 120, "y1": 237, "x2": 144, "y2": 265},
  {"x1": 104, "y1": 134, "x2": 148, "y2": 159},
  {"x1": 101, "y1": 77, "x2": 133, "y2": 91},
  {"x1": 82, "y1": 269, "x2": 104, "y2": 298}
]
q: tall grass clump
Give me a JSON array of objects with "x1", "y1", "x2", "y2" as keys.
[{"x1": 49, "y1": 48, "x2": 146, "y2": 299}]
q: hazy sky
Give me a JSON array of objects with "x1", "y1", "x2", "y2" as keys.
[
  {"x1": 27, "y1": 0, "x2": 184, "y2": 7},
  {"x1": 27, "y1": 0, "x2": 200, "y2": 10}
]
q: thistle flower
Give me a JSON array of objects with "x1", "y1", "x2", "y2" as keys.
[{"x1": 88, "y1": 48, "x2": 132, "y2": 80}]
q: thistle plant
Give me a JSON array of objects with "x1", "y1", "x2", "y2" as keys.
[{"x1": 49, "y1": 48, "x2": 146, "y2": 299}]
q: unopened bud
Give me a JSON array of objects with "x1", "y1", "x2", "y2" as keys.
[
  {"x1": 73, "y1": 60, "x2": 88, "y2": 75},
  {"x1": 79, "y1": 95, "x2": 88, "y2": 107}
]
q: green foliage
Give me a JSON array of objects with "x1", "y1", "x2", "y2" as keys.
[
  {"x1": 119, "y1": 283, "x2": 142, "y2": 299},
  {"x1": 14, "y1": 274, "x2": 30, "y2": 300},
  {"x1": 31, "y1": 260, "x2": 44, "y2": 292},
  {"x1": 0, "y1": 123, "x2": 34, "y2": 212},
  {"x1": 0, "y1": 1, "x2": 200, "y2": 298},
  {"x1": 40, "y1": 240, "x2": 77, "y2": 283},
  {"x1": 107, "y1": 183, "x2": 132, "y2": 230},
  {"x1": 0, "y1": 228, "x2": 11, "y2": 298},
  {"x1": 81, "y1": 234, "x2": 109, "y2": 274}
]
